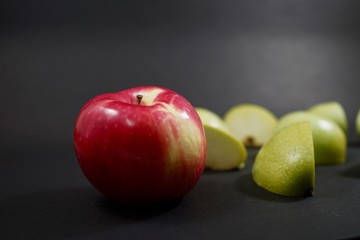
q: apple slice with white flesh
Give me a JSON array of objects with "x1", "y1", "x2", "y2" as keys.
[
  {"x1": 223, "y1": 104, "x2": 278, "y2": 147},
  {"x1": 252, "y1": 121, "x2": 315, "y2": 197},
  {"x1": 308, "y1": 101, "x2": 348, "y2": 135},
  {"x1": 195, "y1": 107, "x2": 230, "y2": 133},
  {"x1": 357, "y1": 109, "x2": 360, "y2": 138},
  {"x1": 196, "y1": 108, "x2": 247, "y2": 170}
]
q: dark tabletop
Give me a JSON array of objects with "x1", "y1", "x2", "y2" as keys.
[
  {"x1": 1, "y1": 145, "x2": 360, "y2": 240},
  {"x1": 1, "y1": 1, "x2": 360, "y2": 239}
]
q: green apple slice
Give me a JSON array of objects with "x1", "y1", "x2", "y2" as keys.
[
  {"x1": 196, "y1": 108, "x2": 247, "y2": 170},
  {"x1": 196, "y1": 107, "x2": 230, "y2": 133},
  {"x1": 223, "y1": 104, "x2": 278, "y2": 147},
  {"x1": 308, "y1": 101, "x2": 348, "y2": 134},
  {"x1": 252, "y1": 121, "x2": 315, "y2": 197},
  {"x1": 357, "y1": 109, "x2": 360, "y2": 138},
  {"x1": 273, "y1": 111, "x2": 346, "y2": 165},
  {"x1": 204, "y1": 125, "x2": 247, "y2": 170}
]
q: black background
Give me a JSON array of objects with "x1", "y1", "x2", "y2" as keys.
[{"x1": 1, "y1": 1, "x2": 360, "y2": 239}]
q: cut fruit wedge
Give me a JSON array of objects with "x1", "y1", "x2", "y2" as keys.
[
  {"x1": 357, "y1": 109, "x2": 360, "y2": 138},
  {"x1": 204, "y1": 125, "x2": 247, "y2": 170},
  {"x1": 273, "y1": 111, "x2": 346, "y2": 165},
  {"x1": 224, "y1": 104, "x2": 277, "y2": 147},
  {"x1": 196, "y1": 108, "x2": 247, "y2": 171},
  {"x1": 252, "y1": 121, "x2": 315, "y2": 197},
  {"x1": 308, "y1": 101, "x2": 348, "y2": 134},
  {"x1": 196, "y1": 107, "x2": 230, "y2": 133}
]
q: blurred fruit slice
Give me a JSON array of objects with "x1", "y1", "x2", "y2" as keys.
[
  {"x1": 356, "y1": 109, "x2": 360, "y2": 138},
  {"x1": 252, "y1": 121, "x2": 315, "y2": 197},
  {"x1": 308, "y1": 101, "x2": 348, "y2": 134},
  {"x1": 196, "y1": 107, "x2": 230, "y2": 133},
  {"x1": 223, "y1": 104, "x2": 278, "y2": 147},
  {"x1": 273, "y1": 111, "x2": 346, "y2": 165},
  {"x1": 196, "y1": 108, "x2": 247, "y2": 170}
]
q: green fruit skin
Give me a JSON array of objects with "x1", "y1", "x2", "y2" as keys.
[
  {"x1": 252, "y1": 122, "x2": 315, "y2": 197},
  {"x1": 308, "y1": 102, "x2": 348, "y2": 134},
  {"x1": 204, "y1": 125, "x2": 247, "y2": 170},
  {"x1": 196, "y1": 107, "x2": 230, "y2": 133},
  {"x1": 273, "y1": 111, "x2": 346, "y2": 165},
  {"x1": 196, "y1": 107, "x2": 247, "y2": 170},
  {"x1": 357, "y1": 110, "x2": 360, "y2": 138}
]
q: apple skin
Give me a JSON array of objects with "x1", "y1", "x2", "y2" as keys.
[
  {"x1": 196, "y1": 107, "x2": 247, "y2": 170},
  {"x1": 357, "y1": 110, "x2": 360, "y2": 138},
  {"x1": 273, "y1": 111, "x2": 346, "y2": 165},
  {"x1": 195, "y1": 107, "x2": 230, "y2": 133},
  {"x1": 74, "y1": 86, "x2": 207, "y2": 205},
  {"x1": 308, "y1": 101, "x2": 348, "y2": 134}
]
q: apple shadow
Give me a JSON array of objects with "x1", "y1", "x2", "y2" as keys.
[
  {"x1": 348, "y1": 141, "x2": 360, "y2": 148},
  {"x1": 0, "y1": 187, "x2": 180, "y2": 240},
  {"x1": 203, "y1": 168, "x2": 240, "y2": 174},
  {"x1": 340, "y1": 163, "x2": 360, "y2": 179},
  {"x1": 235, "y1": 172, "x2": 309, "y2": 202},
  {"x1": 96, "y1": 196, "x2": 182, "y2": 222}
]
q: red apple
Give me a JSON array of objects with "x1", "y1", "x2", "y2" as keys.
[{"x1": 74, "y1": 86, "x2": 206, "y2": 205}]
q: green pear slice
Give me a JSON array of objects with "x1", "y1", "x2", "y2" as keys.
[
  {"x1": 356, "y1": 110, "x2": 360, "y2": 138},
  {"x1": 196, "y1": 107, "x2": 230, "y2": 133},
  {"x1": 223, "y1": 104, "x2": 278, "y2": 147},
  {"x1": 273, "y1": 111, "x2": 346, "y2": 165},
  {"x1": 196, "y1": 108, "x2": 247, "y2": 170},
  {"x1": 204, "y1": 125, "x2": 247, "y2": 170},
  {"x1": 308, "y1": 101, "x2": 348, "y2": 134},
  {"x1": 252, "y1": 121, "x2": 315, "y2": 197}
]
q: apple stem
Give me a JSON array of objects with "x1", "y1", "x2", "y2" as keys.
[{"x1": 136, "y1": 94, "x2": 143, "y2": 105}]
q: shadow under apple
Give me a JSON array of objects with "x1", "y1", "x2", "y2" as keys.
[
  {"x1": 0, "y1": 187, "x2": 180, "y2": 240},
  {"x1": 96, "y1": 196, "x2": 182, "y2": 222}
]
